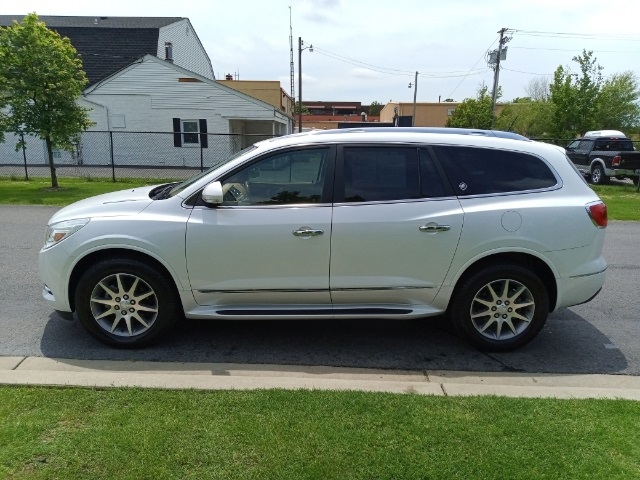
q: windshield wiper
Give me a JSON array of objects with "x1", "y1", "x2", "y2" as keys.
[{"x1": 151, "y1": 182, "x2": 180, "y2": 200}]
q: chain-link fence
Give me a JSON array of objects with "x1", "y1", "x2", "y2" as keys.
[
  {"x1": 2, "y1": 132, "x2": 638, "y2": 182},
  {"x1": 531, "y1": 138, "x2": 640, "y2": 149},
  {"x1": 0, "y1": 131, "x2": 275, "y2": 181}
]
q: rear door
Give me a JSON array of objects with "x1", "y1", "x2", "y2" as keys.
[{"x1": 329, "y1": 145, "x2": 464, "y2": 306}]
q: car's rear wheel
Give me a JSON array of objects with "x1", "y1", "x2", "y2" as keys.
[
  {"x1": 449, "y1": 264, "x2": 549, "y2": 351},
  {"x1": 633, "y1": 177, "x2": 639, "y2": 186},
  {"x1": 75, "y1": 258, "x2": 180, "y2": 348},
  {"x1": 591, "y1": 165, "x2": 609, "y2": 185}
]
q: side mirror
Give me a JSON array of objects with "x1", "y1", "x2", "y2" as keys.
[{"x1": 201, "y1": 181, "x2": 224, "y2": 205}]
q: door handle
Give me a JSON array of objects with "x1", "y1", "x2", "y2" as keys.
[
  {"x1": 292, "y1": 227, "x2": 324, "y2": 237},
  {"x1": 419, "y1": 224, "x2": 450, "y2": 233}
]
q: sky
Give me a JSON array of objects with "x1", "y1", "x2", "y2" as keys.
[{"x1": 12, "y1": 0, "x2": 640, "y2": 105}]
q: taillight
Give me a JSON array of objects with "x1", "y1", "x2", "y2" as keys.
[
  {"x1": 587, "y1": 202, "x2": 607, "y2": 228},
  {"x1": 612, "y1": 155, "x2": 621, "y2": 166}
]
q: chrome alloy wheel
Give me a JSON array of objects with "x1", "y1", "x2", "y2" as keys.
[
  {"x1": 89, "y1": 273, "x2": 159, "y2": 337},
  {"x1": 469, "y1": 278, "x2": 535, "y2": 340}
]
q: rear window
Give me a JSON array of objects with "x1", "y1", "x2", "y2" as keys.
[
  {"x1": 593, "y1": 139, "x2": 634, "y2": 152},
  {"x1": 432, "y1": 146, "x2": 558, "y2": 196}
]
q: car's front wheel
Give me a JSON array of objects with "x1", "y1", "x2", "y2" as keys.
[
  {"x1": 449, "y1": 264, "x2": 549, "y2": 351},
  {"x1": 74, "y1": 258, "x2": 180, "y2": 348}
]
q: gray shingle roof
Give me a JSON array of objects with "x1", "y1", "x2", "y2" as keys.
[
  {"x1": 0, "y1": 15, "x2": 183, "y2": 28},
  {"x1": 0, "y1": 15, "x2": 185, "y2": 86}
]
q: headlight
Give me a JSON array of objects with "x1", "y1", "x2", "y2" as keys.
[{"x1": 44, "y1": 218, "x2": 90, "y2": 249}]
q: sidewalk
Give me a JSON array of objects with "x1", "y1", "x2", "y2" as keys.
[{"x1": 2, "y1": 356, "x2": 640, "y2": 400}]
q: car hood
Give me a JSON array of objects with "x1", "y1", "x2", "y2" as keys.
[{"x1": 47, "y1": 185, "x2": 157, "y2": 224}]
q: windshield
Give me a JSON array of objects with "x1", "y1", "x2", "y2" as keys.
[{"x1": 167, "y1": 145, "x2": 258, "y2": 198}]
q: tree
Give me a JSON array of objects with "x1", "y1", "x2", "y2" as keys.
[
  {"x1": 294, "y1": 103, "x2": 310, "y2": 115},
  {"x1": 595, "y1": 72, "x2": 640, "y2": 132},
  {"x1": 368, "y1": 101, "x2": 383, "y2": 116},
  {"x1": 495, "y1": 99, "x2": 554, "y2": 138},
  {"x1": 445, "y1": 85, "x2": 494, "y2": 129},
  {"x1": 0, "y1": 13, "x2": 91, "y2": 188},
  {"x1": 495, "y1": 77, "x2": 554, "y2": 138},
  {"x1": 549, "y1": 50, "x2": 602, "y2": 138},
  {"x1": 525, "y1": 76, "x2": 550, "y2": 102}
]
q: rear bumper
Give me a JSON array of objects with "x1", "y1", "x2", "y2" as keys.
[
  {"x1": 604, "y1": 167, "x2": 640, "y2": 177},
  {"x1": 555, "y1": 266, "x2": 607, "y2": 310}
]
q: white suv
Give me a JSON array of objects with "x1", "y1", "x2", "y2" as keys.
[{"x1": 39, "y1": 128, "x2": 608, "y2": 351}]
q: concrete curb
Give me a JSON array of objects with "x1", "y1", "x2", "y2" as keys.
[{"x1": 2, "y1": 356, "x2": 640, "y2": 400}]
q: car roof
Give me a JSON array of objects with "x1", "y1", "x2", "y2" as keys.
[
  {"x1": 251, "y1": 127, "x2": 562, "y2": 162},
  {"x1": 583, "y1": 130, "x2": 627, "y2": 139},
  {"x1": 304, "y1": 127, "x2": 529, "y2": 141}
]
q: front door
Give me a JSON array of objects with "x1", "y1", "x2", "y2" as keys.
[{"x1": 186, "y1": 147, "x2": 334, "y2": 308}]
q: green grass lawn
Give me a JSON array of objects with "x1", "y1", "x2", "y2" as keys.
[
  {"x1": 0, "y1": 177, "x2": 168, "y2": 206},
  {"x1": 1, "y1": 176, "x2": 638, "y2": 221},
  {"x1": 591, "y1": 183, "x2": 640, "y2": 221},
  {"x1": 1, "y1": 386, "x2": 639, "y2": 479}
]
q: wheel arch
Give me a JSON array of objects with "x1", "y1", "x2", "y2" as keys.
[
  {"x1": 68, "y1": 248, "x2": 184, "y2": 312},
  {"x1": 450, "y1": 252, "x2": 558, "y2": 311},
  {"x1": 589, "y1": 157, "x2": 607, "y2": 172}
]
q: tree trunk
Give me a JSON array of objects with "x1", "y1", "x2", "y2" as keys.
[{"x1": 45, "y1": 135, "x2": 58, "y2": 188}]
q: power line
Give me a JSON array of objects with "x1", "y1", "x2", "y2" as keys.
[
  {"x1": 446, "y1": 36, "x2": 499, "y2": 99},
  {"x1": 513, "y1": 29, "x2": 640, "y2": 42},
  {"x1": 511, "y1": 46, "x2": 640, "y2": 54},
  {"x1": 310, "y1": 46, "x2": 486, "y2": 78}
]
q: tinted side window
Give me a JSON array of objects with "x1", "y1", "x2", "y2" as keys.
[
  {"x1": 578, "y1": 140, "x2": 594, "y2": 151},
  {"x1": 222, "y1": 148, "x2": 329, "y2": 205},
  {"x1": 432, "y1": 146, "x2": 558, "y2": 196},
  {"x1": 342, "y1": 147, "x2": 449, "y2": 202},
  {"x1": 343, "y1": 147, "x2": 419, "y2": 202}
]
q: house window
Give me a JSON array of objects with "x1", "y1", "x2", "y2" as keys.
[
  {"x1": 182, "y1": 120, "x2": 199, "y2": 145},
  {"x1": 172, "y1": 118, "x2": 208, "y2": 148},
  {"x1": 447, "y1": 108, "x2": 455, "y2": 116}
]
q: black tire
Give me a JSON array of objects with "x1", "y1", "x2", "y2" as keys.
[
  {"x1": 590, "y1": 165, "x2": 609, "y2": 185},
  {"x1": 448, "y1": 264, "x2": 549, "y2": 352},
  {"x1": 74, "y1": 258, "x2": 180, "y2": 348},
  {"x1": 633, "y1": 177, "x2": 639, "y2": 187}
]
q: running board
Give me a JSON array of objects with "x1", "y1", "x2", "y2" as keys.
[{"x1": 185, "y1": 305, "x2": 445, "y2": 320}]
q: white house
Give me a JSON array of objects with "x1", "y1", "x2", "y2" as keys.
[
  {"x1": 77, "y1": 55, "x2": 292, "y2": 167},
  {"x1": 0, "y1": 15, "x2": 293, "y2": 170}
]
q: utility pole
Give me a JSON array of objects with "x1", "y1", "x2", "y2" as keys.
[
  {"x1": 490, "y1": 27, "x2": 511, "y2": 127},
  {"x1": 298, "y1": 37, "x2": 312, "y2": 133},
  {"x1": 411, "y1": 71, "x2": 418, "y2": 126},
  {"x1": 298, "y1": 37, "x2": 302, "y2": 133},
  {"x1": 289, "y1": 7, "x2": 295, "y2": 116}
]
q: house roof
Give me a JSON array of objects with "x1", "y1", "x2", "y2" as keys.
[
  {"x1": 0, "y1": 15, "x2": 184, "y2": 87},
  {"x1": 0, "y1": 15, "x2": 183, "y2": 28}
]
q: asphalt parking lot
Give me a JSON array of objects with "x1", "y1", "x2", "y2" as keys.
[{"x1": 1, "y1": 205, "x2": 639, "y2": 375}]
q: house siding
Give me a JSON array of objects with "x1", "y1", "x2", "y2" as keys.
[
  {"x1": 89, "y1": 59, "x2": 281, "y2": 123},
  {"x1": 157, "y1": 19, "x2": 214, "y2": 80}
]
